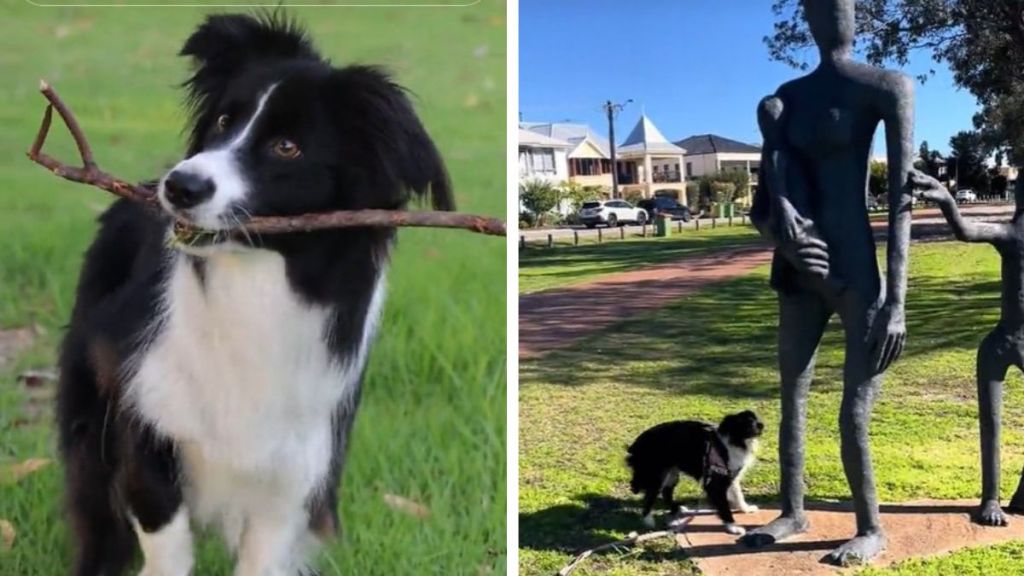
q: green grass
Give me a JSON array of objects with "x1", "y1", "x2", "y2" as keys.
[
  {"x1": 519, "y1": 241, "x2": 1024, "y2": 575},
  {"x1": 518, "y1": 226, "x2": 764, "y2": 294},
  {"x1": 0, "y1": 3, "x2": 505, "y2": 574}
]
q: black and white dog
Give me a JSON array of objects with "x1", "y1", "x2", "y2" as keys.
[
  {"x1": 626, "y1": 411, "x2": 763, "y2": 535},
  {"x1": 56, "y1": 13, "x2": 451, "y2": 576}
]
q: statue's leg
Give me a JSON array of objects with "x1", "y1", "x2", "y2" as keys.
[
  {"x1": 824, "y1": 294, "x2": 887, "y2": 566},
  {"x1": 976, "y1": 328, "x2": 1013, "y2": 524},
  {"x1": 1008, "y1": 338, "x2": 1024, "y2": 513},
  {"x1": 741, "y1": 292, "x2": 831, "y2": 547}
]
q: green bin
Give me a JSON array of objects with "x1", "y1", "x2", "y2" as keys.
[
  {"x1": 717, "y1": 202, "x2": 735, "y2": 219},
  {"x1": 655, "y1": 214, "x2": 671, "y2": 237}
]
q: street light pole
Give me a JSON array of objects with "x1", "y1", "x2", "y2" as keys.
[{"x1": 603, "y1": 99, "x2": 632, "y2": 199}]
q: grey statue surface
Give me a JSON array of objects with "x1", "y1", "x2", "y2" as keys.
[
  {"x1": 747, "y1": 0, "x2": 915, "y2": 566},
  {"x1": 911, "y1": 172, "x2": 1024, "y2": 527}
]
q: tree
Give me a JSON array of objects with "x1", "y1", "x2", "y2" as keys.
[
  {"x1": 767, "y1": 0, "x2": 1024, "y2": 168},
  {"x1": 561, "y1": 181, "x2": 602, "y2": 215},
  {"x1": 948, "y1": 130, "x2": 990, "y2": 192},
  {"x1": 519, "y1": 179, "x2": 562, "y2": 228},
  {"x1": 917, "y1": 140, "x2": 945, "y2": 178},
  {"x1": 869, "y1": 160, "x2": 888, "y2": 198}
]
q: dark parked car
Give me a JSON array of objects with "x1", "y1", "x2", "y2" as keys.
[{"x1": 636, "y1": 197, "x2": 692, "y2": 222}]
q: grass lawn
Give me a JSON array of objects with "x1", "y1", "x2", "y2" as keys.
[
  {"x1": 519, "y1": 226, "x2": 764, "y2": 294},
  {"x1": 0, "y1": 3, "x2": 505, "y2": 574},
  {"x1": 519, "y1": 241, "x2": 1024, "y2": 575}
]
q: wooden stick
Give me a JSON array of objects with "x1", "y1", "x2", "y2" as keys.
[
  {"x1": 556, "y1": 516, "x2": 694, "y2": 576},
  {"x1": 26, "y1": 80, "x2": 506, "y2": 237}
]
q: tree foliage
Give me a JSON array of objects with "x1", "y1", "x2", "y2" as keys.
[
  {"x1": 869, "y1": 160, "x2": 888, "y2": 197},
  {"x1": 948, "y1": 130, "x2": 991, "y2": 191},
  {"x1": 916, "y1": 140, "x2": 946, "y2": 178},
  {"x1": 767, "y1": 0, "x2": 1024, "y2": 164},
  {"x1": 519, "y1": 179, "x2": 562, "y2": 227}
]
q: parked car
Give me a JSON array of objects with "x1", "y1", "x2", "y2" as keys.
[
  {"x1": 956, "y1": 189, "x2": 977, "y2": 204},
  {"x1": 577, "y1": 200, "x2": 648, "y2": 228},
  {"x1": 636, "y1": 197, "x2": 693, "y2": 222}
]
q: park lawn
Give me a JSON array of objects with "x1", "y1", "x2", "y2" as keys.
[
  {"x1": 0, "y1": 3, "x2": 505, "y2": 575},
  {"x1": 519, "y1": 241, "x2": 1024, "y2": 575},
  {"x1": 518, "y1": 225, "x2": 765, "y2": 294}
]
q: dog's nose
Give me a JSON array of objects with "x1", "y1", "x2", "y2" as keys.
[
  {"x1": 163, "y1": 170, "x2": 215, "y2": 209},
  {"x1": 757, "y1": 422, "x2": 765, "y2": 431}
]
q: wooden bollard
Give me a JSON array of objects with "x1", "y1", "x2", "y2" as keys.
[
  {"x1": 696, "y1": 218, "x2": 700, "y2": 231},
  {"x1": 712, "y1": 217, "x2": 717, "y2": 229},
  {"x1": 547, "y1": 233, "x2": 553, "y2": 248},
  {"x1": 573, "y1": 230, "x2": 579, "y2": 246},
  {"x1": 728, "y1": 215, "x2": 733, "y2": 227},
  {"x1": 642, "y1": 224, "x2": 647, "y2": 237},
  {"x1": 598, "y1": 228, "x2": 603, "y2": 243},
  {"x1": 677, "y1": 221, "x2": 682, "y2": 233},
  {"x1": 620, "y1": 227, "x2": 625, "y2": 240}
]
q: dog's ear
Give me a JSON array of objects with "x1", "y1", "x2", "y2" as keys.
[
  {"x1": 325, "y1": 65, "x2": 454, "y2": 211},
  {"x1": 179, "y1": 13, "x2": 319, "y2": 153}
]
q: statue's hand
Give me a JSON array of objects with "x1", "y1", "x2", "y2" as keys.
[
  {"x1": 906, "y1": 169, "x2": 950, "y2": 204},
  {"x1": 867, "y1": 301, "x2": 906, "y2": 375},
  {"x1": 777, "y1": 211, "x2": 830, "y2": 280}
]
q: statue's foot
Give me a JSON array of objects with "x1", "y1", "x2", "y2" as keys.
[
  {"x1": 823, "y1": 532, "x2": 886, "y2": 567},
  {"x1": 739, "y1": 514, "x2": 808, "y2": 547},
  {"x1": 1006, "y1": 491, "x2": 1024, "y2": 514},
  {"x1": 974, "y1": 499, "x2": 1009, "y2": 526}
]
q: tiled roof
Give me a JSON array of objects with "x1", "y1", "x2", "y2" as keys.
[{"x1": 674, "y1": 134, "x2": 761, "y2": 155}]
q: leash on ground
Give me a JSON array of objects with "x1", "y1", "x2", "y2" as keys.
[
  {"x1": 26, "y1": 80, "x2": 507, "y2": 237},
  {"x1": 556, "y1": 510, "x2": 704, "y2": 576}
]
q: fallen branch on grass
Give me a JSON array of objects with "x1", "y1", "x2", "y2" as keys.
[
  {"x1": 556, "y1": 516, "x2": 694, "y2": 576},
  {"x1": 26, "y1": 80, "x2": 506, "y2": 237}
]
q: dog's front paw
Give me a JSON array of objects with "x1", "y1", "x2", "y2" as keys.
[
  {"x1": 724, "y1": 523, "x2": 746, "y2": 536},
  {"x1": 739, "y1": 504, "x2": 759, "y2": 514},
  {"x1": 642, "y1": 514, "x2": 655, "y2": 528}
]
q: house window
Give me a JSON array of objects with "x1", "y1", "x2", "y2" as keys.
[
  {"x1": 528, "y1": 149, "x2": 556, "y2": 174},
  {"x1": 686, "y1": 162, "x2": 693, "y2": 177}
]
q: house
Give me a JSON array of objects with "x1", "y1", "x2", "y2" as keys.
[
  {"x1": 674, "y1": 134, "x2": 761, "y2": 201},
  {"x1": 614, "y1": 114, "x2": 688, "y2": 200},
  {"x1": 518, "y1": 128, "x2": 570, "y2": 184},
  {"x1": 522, "y1": 122, "x2": 615, "y2": 191}
]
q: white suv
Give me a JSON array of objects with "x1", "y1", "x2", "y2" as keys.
[
  {"x1": 578, "y1": 200, "x2": 649, "y2": 228},
  {"x1": 955, "y1": 189, "x2": 977, "y2": 204}
]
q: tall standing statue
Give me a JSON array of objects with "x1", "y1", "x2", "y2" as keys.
[
  {"x1": 910, "y1": 172, "x2": 1024, "y2": 527},
  {"x1": 746, "y1": 0, "x2": 915, "y2": 566}
]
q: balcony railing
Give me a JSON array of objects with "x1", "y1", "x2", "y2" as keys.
[{"x1": 652, "y1": 170, "x2": 683, "y2": 183}]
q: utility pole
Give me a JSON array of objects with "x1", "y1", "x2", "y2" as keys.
[{"x1": 603, "y1": 99, "x2": 632, "y2": 198}]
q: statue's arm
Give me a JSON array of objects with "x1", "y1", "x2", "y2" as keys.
[
  {"x1": 882, "y1": 75, "x2": 915, "y2": 308},
  {"x1": 908, "y1": 170, "x2": 1012, "y2": 244},
  {"x1": 752, "y1": 94, "x2": 797, "y2": 244}
]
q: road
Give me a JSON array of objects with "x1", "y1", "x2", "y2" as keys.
[{"x1": 520, "y1": 203, "x2": 1016, "y2": 243}]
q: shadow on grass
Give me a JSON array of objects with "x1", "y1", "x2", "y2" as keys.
[{"x1": 522, "y1": 272, "x2": 1001, "y2": 399}]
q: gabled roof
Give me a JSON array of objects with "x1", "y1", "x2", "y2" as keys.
[
  {"x1": 521, "y1": 122, "x2": 611, "y2": 156},
  {"x1": 674, "y1": 134, "x2": 761, "y2": 156},
  {"x1": 617, "y1": 115, "x2": 686, "y2": 155},
  {"x1": 519, "y1": 128, "x2": 571, "y2": 149},
  {"x1": 565, "y1": 135, "x2": 610, "y2": 159}
]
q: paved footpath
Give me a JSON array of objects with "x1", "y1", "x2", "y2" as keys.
[
  {"x1": 519, "y1": 245, "x2": 773, "y2": 359},
  {"x1": 519, "y1": 204, "x2": 1017, "y2": 360}
]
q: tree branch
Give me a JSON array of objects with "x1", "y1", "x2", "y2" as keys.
[
  {"x1": 26, "y1": 80, "x2": 506, "y2": 237},
  {"x1": 556, "y1": 516, "x2": 694, "y2": 576}
]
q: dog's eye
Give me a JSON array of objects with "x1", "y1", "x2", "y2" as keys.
[
  {"x1": 215, "y1": 114, "x2": 230, "y2": 133},
  {"x1": 272, "y1": 138, "x2": 302, "y2": 160}
]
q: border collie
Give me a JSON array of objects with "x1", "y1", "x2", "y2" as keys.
[
  {"x1": 56, "y1": 13, "x2": 452, "y2": 576},
  {"x1": 626, "y1": 410, "x2": 763, "y2": 535}
]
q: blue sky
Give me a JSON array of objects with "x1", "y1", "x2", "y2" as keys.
[{"x1": 519, "y1": 0, "x2": 977, "y2": 156}]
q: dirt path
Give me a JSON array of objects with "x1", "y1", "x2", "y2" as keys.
[{"x1": 518, "y1": 245, "x2": 773, "y2": 359}]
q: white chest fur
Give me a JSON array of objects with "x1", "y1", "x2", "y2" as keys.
[{"x1": 126, "y1": 249, "x2": 385, "y2": 530}]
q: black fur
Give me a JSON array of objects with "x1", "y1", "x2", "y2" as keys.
[
  {"x1": 57, "y1": 13, "x2": 451, "y2": 575},
  {"x1": 626, "y1": 410, "x2": 763, "y2": 529}
]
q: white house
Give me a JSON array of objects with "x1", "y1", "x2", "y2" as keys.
[
  {"x1": 674, "y1": 134, "x2": 761, "y2": 199},
  {"x1": 615, "y1": 114, "x2": 688, "y2": 200},
  {"x1": 522, "y1": 122, "x2": 615, "y2": 190},
  {"x1": 518, "y1": 128, "x2": 570, "y2": 184}
]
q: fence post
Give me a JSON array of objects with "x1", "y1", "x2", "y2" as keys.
[
  {"x1": 712, "y1": 217, "x2": 717, "y2": 229},
  {"x1": 547, "y1": 234, "x2": 553, "y2": 248},
  {"x1": 642, "y1": 224, "x2": 647, "y2": 238},
  {"x1": 696, "y1": 218, "x2": 700, "y2": 231},
  {"x1": 620, "y1": 227, "x2": 625, "y2": 240},
  {"x1": 677, "y1": 221, "x2": 682, "y2": 233},
  {"x1": 573, "y1": 230, "x2": 579, "y2": 246},
  {"x1": 520, "y1": 235, "x2": 525, "y2": 250},
  {"x1": 598, "y1": 228, "x2": 603, "y2": 243},
  {"x1": 728, "y1": 215, "x2": 733, "y2": 227},
  {"x1": 741, "y1": 214, "x2": 746, "y2": 226}
]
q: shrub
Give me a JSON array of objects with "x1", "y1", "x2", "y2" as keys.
[{"x1": 519, "y1": 179, "x2": 562, "y2": 227}]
